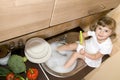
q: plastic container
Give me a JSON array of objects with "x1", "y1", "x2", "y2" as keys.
[{"x1": 0, "y1": 45, "x2": 11, "y2": 65}]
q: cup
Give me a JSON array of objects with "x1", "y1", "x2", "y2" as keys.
[{"x1": 0, "y1": 45, "x2": 11, "y2": 65}]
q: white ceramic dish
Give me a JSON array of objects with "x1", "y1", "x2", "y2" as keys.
[
  {"x1": 0, "y1": 52, "x2": 11, "y2": 65},
  {"x1": 25, "y1": 37, "x2": 52, "y2": 63}
]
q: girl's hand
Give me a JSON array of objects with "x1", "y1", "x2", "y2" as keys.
[{"x1": 80, "y1": 48, "x2": 85, "y2": 55}]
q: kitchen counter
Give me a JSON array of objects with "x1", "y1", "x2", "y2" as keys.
[
  {"x1": 1, "y1": 57, "x2": 109, "y2": 80},
  {"x1": 0, "y1": 46, "x2": 108, "y2": 80},
  {"x1": 0, "y1": 27, "x2": 109, "y2": 80},
  {"x1": 0, "y1": 59, "x2": 93, "y2": 80},
  {"x1": 0, "y1": 56, "x2": 48, "y2": 80}
]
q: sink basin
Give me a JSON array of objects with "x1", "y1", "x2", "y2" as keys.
[
  {"x1": 41, "y1": 31, "x2": 87, "y2": 78},
  {"x1": 41, "y1": 58, "x2": 86, "y2": 78}
]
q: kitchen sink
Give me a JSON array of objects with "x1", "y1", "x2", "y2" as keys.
[
  {"x1": 41, "y1": 58, "x2": 86, "y2": 78},
  {"x1": 41, "y1": 28, "x2": 87, "y2": 78}
]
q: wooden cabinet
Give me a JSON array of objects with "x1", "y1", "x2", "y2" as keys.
[
  {"x1": 50, "y1": 0, "x2": 120, "y2": 26},
  {"x1": 0, "y1": 0, "x2": 120, "y2": 42},
  {"x1": 0, "y1": 0, "x2": 54, "y2": 42}
]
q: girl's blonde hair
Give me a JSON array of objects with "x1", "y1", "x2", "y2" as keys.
[{"x1": 90, "y1": 16, "x2": 116, "y2": 39}]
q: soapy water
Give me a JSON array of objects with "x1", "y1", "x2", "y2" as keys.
[{"x1": 45, "y1": 41, "x2": 77, "y2": 73}]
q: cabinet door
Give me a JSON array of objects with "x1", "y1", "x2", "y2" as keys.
[
  {"x1": 50, "y1": 0, "x2": 120, "y2": 26},
  {"x1": 0, "y1": 0, "x2": 54, "y2": 42}
]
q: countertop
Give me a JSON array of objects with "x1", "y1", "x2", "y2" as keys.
[{"x1": 0, "y1": 58, "x2": 94, "y2": 80}]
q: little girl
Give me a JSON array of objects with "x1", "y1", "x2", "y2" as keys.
[{"x1": 57, "y1": 16, "x2": 116, "y2": 68}]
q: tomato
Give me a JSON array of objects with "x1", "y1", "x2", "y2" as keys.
[
  {"x1": 6, "y1": 73, "x2": 25, "y2": 80},
  {"x1": 27, "y1": 68, "x2": 38, "y2": 80},
  {"x1": 6, "y1": 73, "x2": 14, "y2": 80}
]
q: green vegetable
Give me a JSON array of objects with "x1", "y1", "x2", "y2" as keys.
[
  {"x1": 8, "y1": 55, "x2": 26, "y2": 74},
  {"x1": 15, "y1": 75, "x2": 25, "y2": 80},
  {"x1": 23, "y1": 56, "x2": 27, "y2": 62},
  {"x1": 0, "y1": 66, "x2": 11, "y2": 76}
]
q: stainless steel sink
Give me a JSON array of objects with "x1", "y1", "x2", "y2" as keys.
[
  {"x1": 41, "y1": 59, "x2": 86, "y2": 78},
  {"x1": 41, "y1": 31, "x2": 87, "y2": 78}
]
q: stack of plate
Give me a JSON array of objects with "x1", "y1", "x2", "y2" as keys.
[{"x1": 25, "y1": 37, "x2": 52, "y2": 63}]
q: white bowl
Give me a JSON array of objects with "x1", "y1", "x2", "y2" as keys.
[
  {"x1": 0, "y1": 52, "x2": 11, "y2": 65},
  {"x1": 25, "y1": 37, "x2": 52, "y2": 63},
  {"x1": 25, "y1": 39, "x2": 49, "y2": 58}
]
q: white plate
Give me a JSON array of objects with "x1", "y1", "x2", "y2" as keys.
[
  {"x1": 25, "y1": 48, "x2": 51, "y2": 63},
  {"x1": 25, "y1": 37, "x2": 52, "y2": 63},
  {"x1": 25, "y1": 41, "x2": 49, "y2": 59}
]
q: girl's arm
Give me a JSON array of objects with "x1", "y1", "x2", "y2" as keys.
[
  {"x1": 80, "y1": 31, "x2": 104, "y2": 60},
  {"x1": 84, "y1": 51, "x2": 104, "y2": 60}
]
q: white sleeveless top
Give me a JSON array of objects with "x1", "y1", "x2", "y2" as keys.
[{"x1": 84, "y1": 31, "x2": 112, "y2": 68}]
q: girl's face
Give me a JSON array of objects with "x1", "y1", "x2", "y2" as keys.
[{"x1": 95, "y1": 25, "x2": 112, "y2": 42}]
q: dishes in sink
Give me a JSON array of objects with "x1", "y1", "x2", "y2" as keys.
[{"x1": 25, "y1": 37, "x2": 52, "y2": 63}]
